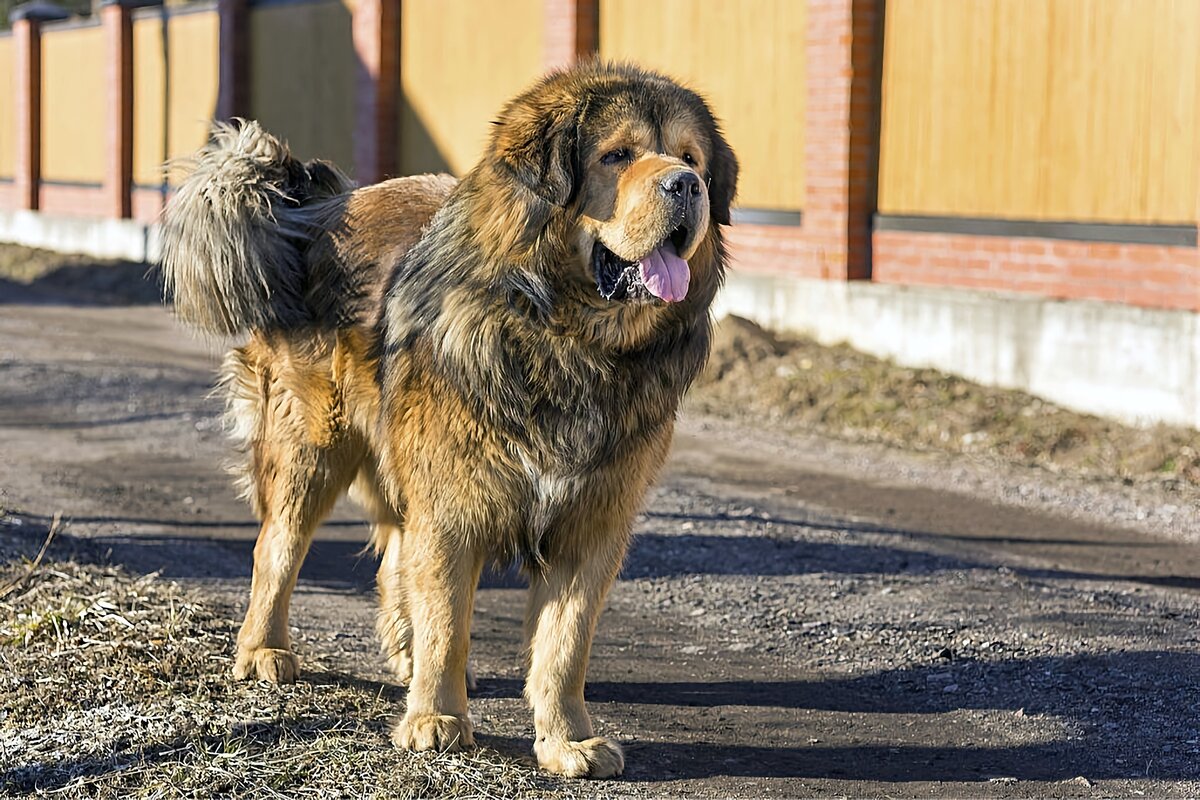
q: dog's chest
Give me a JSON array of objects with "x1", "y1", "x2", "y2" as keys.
[{"x1": 516, "y1": 450, "x2": 587, "y2": 536}]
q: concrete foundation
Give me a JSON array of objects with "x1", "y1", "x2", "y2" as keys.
[
  {"x1": 0, "y1": 210, "x2": 160, "y2": 263},
  {"x1": 716, "y1": 272, "x2": 1200, "y2": 429}
]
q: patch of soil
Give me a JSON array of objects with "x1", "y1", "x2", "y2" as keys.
[
  {"x1": 0, "y1": 244, "x2": 159, "y2": 305},
  {"x1": 0, "y1": 533, "x2": 563, "y2": 799},
  {"x1": 690, "y1": 316, "x2": 1200, "y2": 490}
]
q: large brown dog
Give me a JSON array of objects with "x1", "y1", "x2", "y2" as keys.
[{"x1": 161, "y1": 62, "x2": 737, "y2": 778}]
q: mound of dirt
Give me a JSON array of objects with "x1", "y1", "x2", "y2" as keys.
[
  {"x1": 690, "y1": 316, "x2": 1200, "y2": 489},
  {"x1": 0, "y1": 244, "x2": 159, "y2": 305}
]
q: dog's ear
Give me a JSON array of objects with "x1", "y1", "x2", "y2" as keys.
[
  {"x1": 706, "y1": 127, "x2": 739, "y2": 226},
  {"x1": 493, "y1": 98, "x2": 579, "y2": 207}
]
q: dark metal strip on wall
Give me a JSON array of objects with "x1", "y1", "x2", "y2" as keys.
[
  {"x1": 874, "y1": 214, "x2": 1197, "y2": 247},
  {"x1": 731, "y1": 208, "x2": 803, "y2": 227},
  {"x1": 131, "y1": 2, "x2": 218, "y2": 22},
  {"x1": 248, "y1": 0, "x2": 342, "y2": 8},
  {"x1": 39, "y1": 180, "x2": 104, "y2": 189}
]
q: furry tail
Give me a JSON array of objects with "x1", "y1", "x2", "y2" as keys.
[{"x1": 160, "y1": 120, "x2": 353, "y2": 335}]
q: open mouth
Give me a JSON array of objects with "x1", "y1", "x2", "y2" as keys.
[{"x1": 593, "y1": 226, "x2": 691, "y2": 303}]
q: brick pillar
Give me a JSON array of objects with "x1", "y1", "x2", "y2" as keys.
[
  {"x1": 12, "y1": 18, "x2": 42, "y2": 210},
  {"x1": 353, "y1": 0, "x2": 398, "y2": 184},
  {"x1": 216, "y1": 0, "x2": 248, "y2": 120},
  {"x1": 543, "y1": 0, "x2": 598, "y2": 70},
  {"x1": 102, "y1": 1, "x2": 134, "y2": 219},
  {"x1": 805, "y1": 0, "x2": 884, "y2": 280}
]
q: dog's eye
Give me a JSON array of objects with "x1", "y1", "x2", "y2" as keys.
[
  {"x1": 600, "y1": 148, "x2": 631, "y2": 166},
  {"x1": 681, "y1": 152, "x2": 696, "y2": 166}
]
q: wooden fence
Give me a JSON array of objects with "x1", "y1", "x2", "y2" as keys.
[{"x1": 0, "y1": 0, "x2": 1197, "y2": 311}]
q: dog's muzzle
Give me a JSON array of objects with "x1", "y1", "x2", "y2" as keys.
[{"x1": 659, "y1": 169, "x2": 703, "y2": 221}]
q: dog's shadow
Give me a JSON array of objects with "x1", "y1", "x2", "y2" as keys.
[{"x1": 472, "y1": 648, "x2": 1200, "y2": 783}]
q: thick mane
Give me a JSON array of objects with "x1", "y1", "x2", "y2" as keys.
[{"x1": 378, "y1": 175, "x2": 716, "y2": 475}]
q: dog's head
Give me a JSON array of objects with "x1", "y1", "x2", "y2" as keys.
[{"x1": 480, "y1": 62, "x2": 738, "y2": 328}]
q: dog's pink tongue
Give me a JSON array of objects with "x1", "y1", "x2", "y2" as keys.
[{"x1": 639, "y1": 246, "x2": 690, "y2": 302}]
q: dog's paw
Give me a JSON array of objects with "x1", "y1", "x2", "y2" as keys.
[
  {"x1": 534, "y1": 736, "x2": 624, "y2": 778},
  {"x1": 233, "y1": 647, "x2": 300, "y2": 683},
  {"x1": 392, "y1": 713, "x2": 475, "y2": 752}
]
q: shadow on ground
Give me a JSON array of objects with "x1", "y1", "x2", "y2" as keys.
[
  {"x1": 0, "y1": 262, "x2": 159, "y2": 307},
  {"x1": 477, "y1": 648, "x2": 1200, "y2": 782},
  {"x1": 5, "y1": 512, "x2": 1200, "y2": 788},
  {"x1": 7, "y1": 650, "x2": 1197, "y2": 789},
  {"x1": 13, "y1": 505, "x2": 1200, "y2": 594}
]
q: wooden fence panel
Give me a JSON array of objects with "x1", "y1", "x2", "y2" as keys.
[
  {"x1": 132, "y1": 13, "x2": 164, "y2": 188},
  {"x1": 250, "y1": 0, "x2": 357, "y2": 176},
  {"x1": 398, "y1": 0, "x2": 544, "y2": 177},
  {"x1": 599, "y1": 0, "x2": 806, "y2": 212},
  {"x1": 879, "y1": 0, "x2": 1200, "y2": 225},
  {"x1": 41, "y1": 22, "x2": 106, "y2": 184}
]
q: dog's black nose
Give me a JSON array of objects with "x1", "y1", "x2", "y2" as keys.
[{"x1": 659, "y1": 171, "x2": 701, "y2": 202}]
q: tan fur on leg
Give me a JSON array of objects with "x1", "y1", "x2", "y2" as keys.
[
  {"x1": 375, "y1": 524, "x2": 414, "y2": 684},
  {"x1": 524, "y1": 528, "x2": 629, "y2": 778},
  {"x1": 375, "y1": 524, "x2": 478, "y2": 690},
  {"x1": 229, "y1": 336, "x2": 365, "y2": 683},
  {"x1": 233, "y1": 517, "x2": 313, "y2": 683},
  {"x1": 522, "y1": 430, "x2": 671, "y2": 778},
  {"x1": 390, "y1": 520, "x2": 483, "y2": 752}
]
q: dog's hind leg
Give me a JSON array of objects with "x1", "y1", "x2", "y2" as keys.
[
  {"x1": 233, "y1": 437, "x2": 358, "y2": 683},
  {"x1": 228, "y1": 340, "x2": 364, "y2": 683},
  {"x1": 374, "y1": 524, "x2": 414, "y2": 684}
]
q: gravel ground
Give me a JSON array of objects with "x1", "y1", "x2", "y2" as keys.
[{"x1": 1, "y1": 252, "x2": 1199, "y2": 797}]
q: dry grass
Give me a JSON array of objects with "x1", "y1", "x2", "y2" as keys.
[
  {"x1": 0, "y1": 552, "x2": 565, "y2": 799},
  {"x1": 690, "y1": 316, "x2": 1200, "y2": 489}
]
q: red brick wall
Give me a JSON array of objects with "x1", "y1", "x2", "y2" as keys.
[
  {"x1": 38, "y1": 185, "x2": 106, "y2": 217},
  {"x1": 13, "y1": 19, "x2": 41, "y2": 211},
  {"x1": 132, "y1": 188, "x2": 167, "y2": 225},
  {"x1": 103, "y1": 3, "x2": 133, "y2": 219},
  {"x1": 353, "y1": 0, "x2": 399, "y2": 183},
  {"x1": 543, "y1": 0, "x2": 597, "y2": 70},
  {"x1": 801, "y1": 0, "x2": 881, "y2": 281},
  {"x1": 722, "y1": 0, "x2": 880, "y2": 283},
  {"x1": 874, "y1": 231, "x2": 1200, "y2": 312}
]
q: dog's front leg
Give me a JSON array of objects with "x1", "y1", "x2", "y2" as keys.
[
  {"x1": 391, "y1": 519, "x2": 483, "y2": 753},
  {"x1": 524, "y1": 519, "x2": 630, "y2": 779}
]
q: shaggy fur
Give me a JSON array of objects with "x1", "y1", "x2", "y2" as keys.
[{"x1": 161, "y1": 61, "x2": 737, "y2": 779}]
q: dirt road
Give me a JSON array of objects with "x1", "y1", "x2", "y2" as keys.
[{"x1": 2, "y1": 291, "x2": 1199, "y2": 797}]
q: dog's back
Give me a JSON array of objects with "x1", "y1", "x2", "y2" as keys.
[{"x1": 160, "y1": 120, "x2": 454, "y2": 337}]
